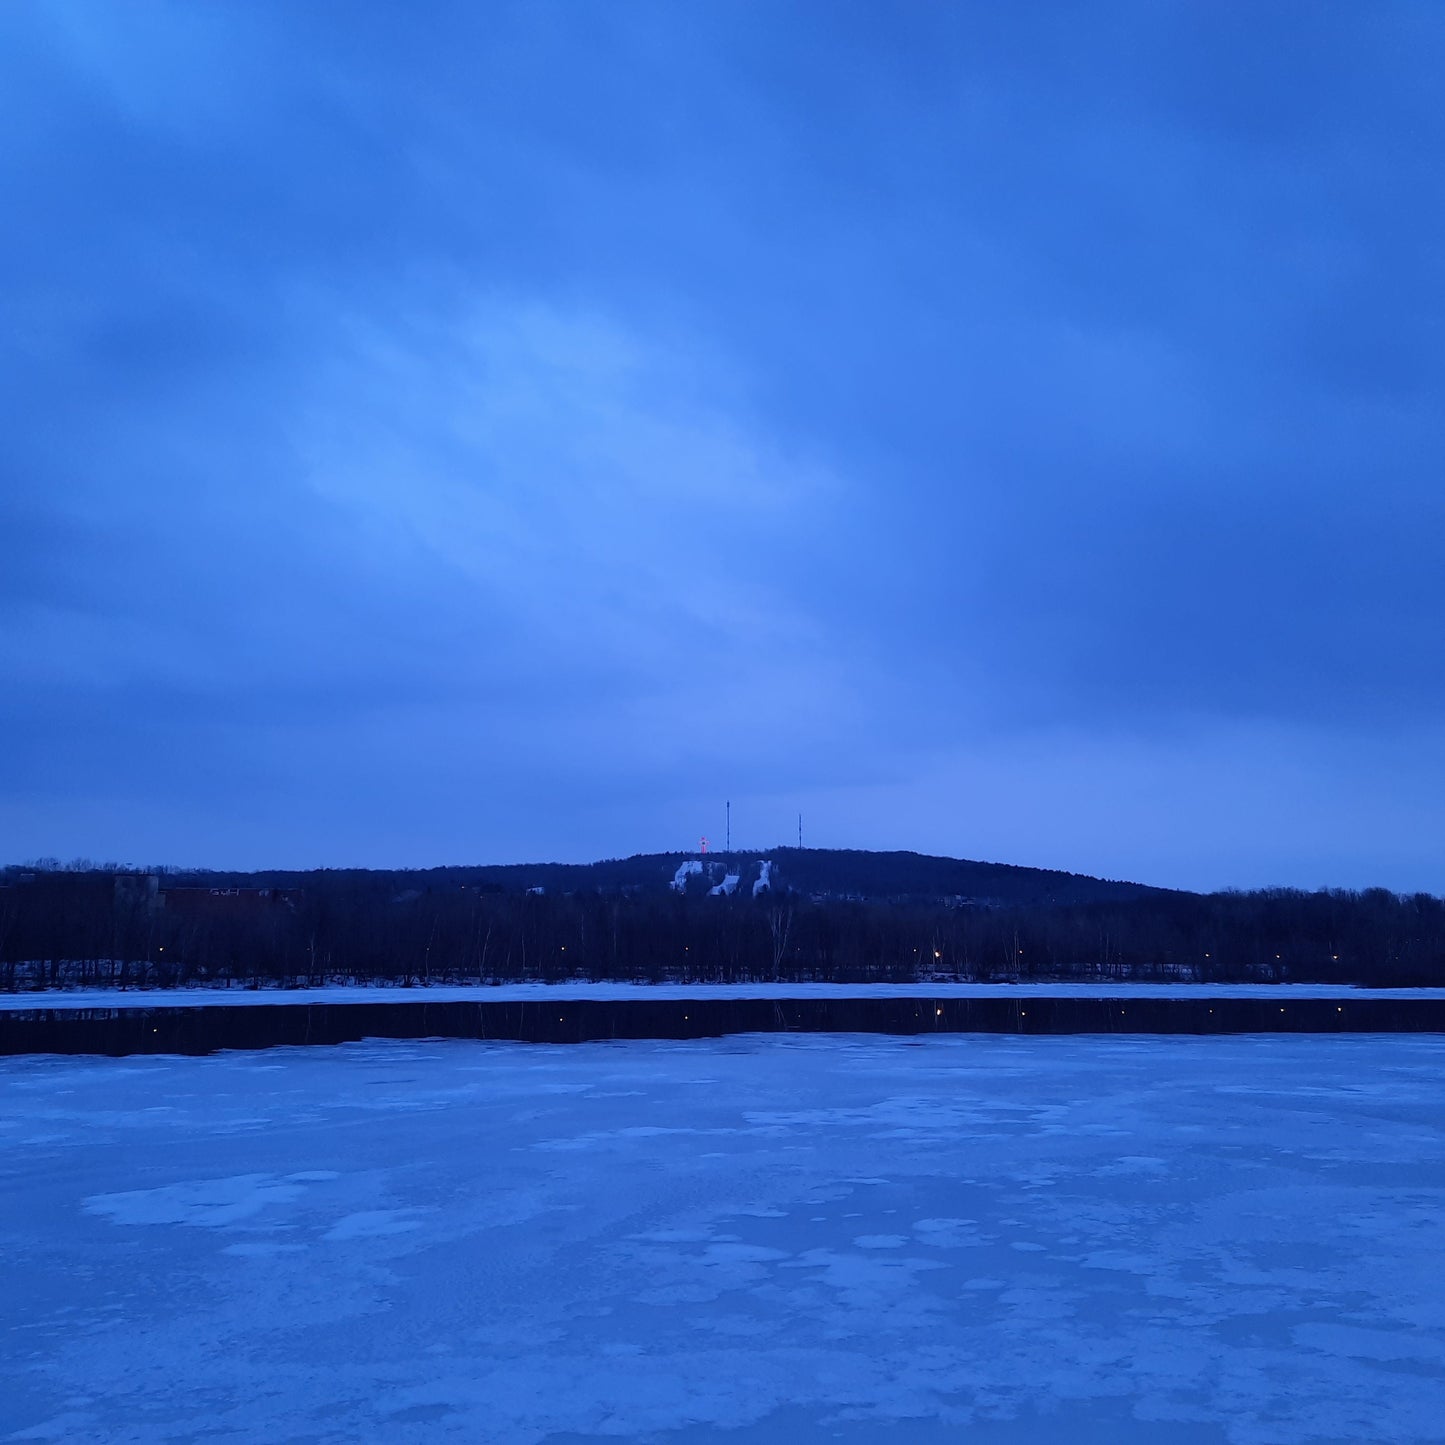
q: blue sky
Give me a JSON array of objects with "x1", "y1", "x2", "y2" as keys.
[{"x1": 3, "y1": 1, "x2": 1443, "y2": 890}]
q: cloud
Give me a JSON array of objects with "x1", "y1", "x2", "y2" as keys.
[{"x1": 2, "y1": 1, "x2": 1443, "y2": 884}]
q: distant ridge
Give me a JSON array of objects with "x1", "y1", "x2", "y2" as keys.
[
  {"x1": 746, "y1": 848, "x2": 1166, "y2": 907},
  {"x1": 191, "y1": 847, "x2": 1169, "y2": 908}
]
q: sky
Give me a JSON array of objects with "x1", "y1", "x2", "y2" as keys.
[{"x1": 3, "y1": 1, "x2": 1443, "y2": 892}]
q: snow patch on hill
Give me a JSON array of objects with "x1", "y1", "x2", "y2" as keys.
[{"x1": 670, "y1": 860, "x2": 703, "y2": 892}]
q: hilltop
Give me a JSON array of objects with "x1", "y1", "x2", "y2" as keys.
[{"x1": 170, "y1": 847, "x2": 1168, "y2": 908}]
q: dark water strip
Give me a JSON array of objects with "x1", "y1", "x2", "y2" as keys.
[{"x1": 3, "y1": 994, "x2": 1445, "y2": 1056}]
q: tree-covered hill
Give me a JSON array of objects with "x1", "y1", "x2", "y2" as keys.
[{"x1": 3, "y1": 851, "x2": 1441, "y2": 992}]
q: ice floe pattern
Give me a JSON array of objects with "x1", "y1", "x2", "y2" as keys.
[{"x1": 1, "y1": 1037, "x2": 1444, "y2": 1444}]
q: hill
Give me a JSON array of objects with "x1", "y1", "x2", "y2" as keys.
[
  {"x1": 4, "y1": 852, "x2": 1440, "y2": 992},
  {"x1": 178, "y1": 847, "x2": 1167, "y2": 908}
]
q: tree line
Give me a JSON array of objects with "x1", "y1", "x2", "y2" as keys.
[{"x1": 1, "y1": 865, "x2": 1441, "y2": 990}]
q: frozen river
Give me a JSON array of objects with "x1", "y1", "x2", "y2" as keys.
[{"x1": 3, "y1": 1034, "x2": 1443, "y2": 1443}]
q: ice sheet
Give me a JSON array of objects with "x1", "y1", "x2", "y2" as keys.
[{"x1": 2, "y1": 1034, "x2": 1443, "y2": 1443}]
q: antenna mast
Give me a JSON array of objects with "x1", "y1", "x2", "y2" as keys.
[
  {"x1": 798, "y1": 812, "x2": 803, "y2": 850},
  {"x1": 726, "y1": 800, "x2": 730, "y2": 854}
]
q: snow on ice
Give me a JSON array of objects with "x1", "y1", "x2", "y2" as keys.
[
  {"x1": 3, "y1": 981, "x2": 1442, "y2": 1012},
  {"x1": 2, "y1": 1034, "x2": 1444, "y2": 1443}
]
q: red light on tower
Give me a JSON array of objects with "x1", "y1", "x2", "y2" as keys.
[{"x1": 700, "y1": 835, "x2": 708, "y2": 854}]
